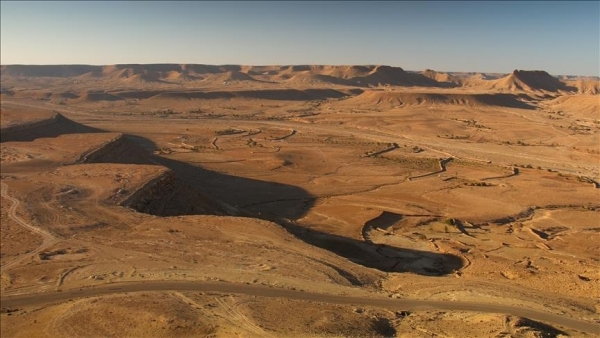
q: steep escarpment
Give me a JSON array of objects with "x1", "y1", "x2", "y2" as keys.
[
  {"x1": 489, "y1": 70, "x2": 575, "y2": 93},
  {"x1": 74, "y1": 134, "x2": 231, "y2": 216},
  {"x1": 421, "y1": 69, "x2": 459, "y2": 86},
  {"x1": 0, "y1": 113, "x2": 101, "y2": 143},
  {"x1": 120, "y1": 170, "x2": 228, "y2": 216},
  {"x1": 78, "y1": 134, "x2": 152, "y2": 165},
  {"x1": 350, "y1": 65, "x2": 442, "y2": 87},
  {"x1": 342, "y1": 91, "x2": 534, "y2": 109}
]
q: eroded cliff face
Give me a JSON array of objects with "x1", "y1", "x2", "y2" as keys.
[
  {"x1": 78, "y1": 134, "x2": 151, "y2": 165},
  {"x1": 120, "y1": 170, "x2": 230, "y2": 217}
]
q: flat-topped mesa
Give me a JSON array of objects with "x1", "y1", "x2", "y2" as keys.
[
  {"x1": 1, "y1": 64, "x2": 444, "y2": 87},
  {"x1": 3, "y1": 64, "x2": 593, "y2": 93},
  {"x1": 490, "y1": 69, "x2": 574, "y2": 93},
  {"x1": 421, "y1": 69, "x2": 457, "y2": 84},
  {"x1": 0, "y1": 64, "x2": 240, "y2": 78}
]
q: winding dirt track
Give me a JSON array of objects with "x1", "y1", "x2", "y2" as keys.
[
  {"x1": 1, "y1": 280, "x2": 598, "y2": 334},
  {"x1": 0, "y1": 183, "x2": 54, "y2": 240},
  {"x1": 2, "y1": 100, "x2": 595, "y2": 177},
  {"x1": 0, "y1": 182, "x2": 59, "y2": 271},
  {"x1": 1, "y1": 102, "x2": 598, "y2": 334}
]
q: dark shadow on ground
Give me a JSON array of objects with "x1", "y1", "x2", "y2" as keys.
[
  {"x1": 94, "y1": 133, "x2": 465, "y2": 276},
  {"x1": 0, "y1": 113, "x2": 103, "y2": 143},
  {"x1": 365, "y1": 211, "x2": 404, "y2": 231}
]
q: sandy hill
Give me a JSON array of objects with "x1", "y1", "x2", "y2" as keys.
[
  {"x1": 283, "y1": 72, "x2": 352, "y2": 86},
  {"x1": 3, "y1": 65, "x2": 595, "y2": 94},
  {"x1": 277, "y1": 65, "x2": 404, "y2": 87},
  {"x1": 489, "y1": 70, "x2": 573, "y2": 93},
  {"x1": 276, "y1": 65, "x2": 374, "y2": 79},
  {"x1": 450, "y1": 72, "x2": 506, "y2": 80},
  {"x1": 0, "y1": 112, "x2": 102, "y2": 143},
  {"x1": 122, "y1": 72, "x2": 166, "y2": 84},
  {"x1": 347, "y1": 65, "x2": 441, "y2": 87},
  {"x1": 421, "y1": 69, "x2": 458, "y2": 84},
  {"x1": 99, "y1": 66, "x2": 179, "y2": 84},
  {"x1": 1, "y1": 64, "x2": 240, "y2": 82},
  {"x1": 543, "y1": 95, "x2": 599, "y2": 118},
  {"x1": 323, "y1": 65, "x2": 375, "y2": 79},
  {"x1": 341, "y1": 91, "x2": 533, "y2": 109},
  {"x1": 163, "y1": 70, "x2": 204, "y2": 82},
  {"x1": 1, "y1": 64, "x2": 442, "y2": 87},
  {"x1": 471, "y1": 73, "x2": 494, "y2": 80},
  {"x1": 201, "y1": 70, "x2": 260, "y2": 84},
  {"x1": 565, "y1": 78, "x2": 600, "y2": 95},
  {"x1": 0, "y1": 65, "x2": 100, "y2": 77},
  {"x1": 243, "y1": 66, "x2": 281, "y2": 76}
]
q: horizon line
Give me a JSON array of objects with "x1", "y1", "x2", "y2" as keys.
[{"x1": 1, "y1": 63, "x2": 598, "y2": 78}]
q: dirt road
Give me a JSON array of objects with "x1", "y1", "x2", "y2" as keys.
[
  {"x1": 3, "y1": 100, "x2": 595, "y2": 177},
  {"x1": 0, "y1": 182, "x2": 59, "y2": 271},
  {"x1": 1, "y1": 280, "x2": 598, "y2": 334}
]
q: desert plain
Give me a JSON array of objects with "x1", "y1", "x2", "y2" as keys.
[{"x1": 0, "y1": 64, "x2": 599, "y2": 337}]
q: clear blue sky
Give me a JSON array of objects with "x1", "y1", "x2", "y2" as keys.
[{"x1": 1, "y1": 1, "x2": 598, "y2": 75}]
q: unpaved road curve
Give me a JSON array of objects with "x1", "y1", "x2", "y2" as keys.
[
  {"x1": 0, "y1": 182, "x2": 54, "y2": 240},
  {"x1": 0, "y1": 182, "x2": 59, "y2": 271},
  {"x1": 1, "y1": 281, "x2": 598, "y2": 334},
  {"x1": 3, "y1": 100, "x2": 595, "y2": 177}
]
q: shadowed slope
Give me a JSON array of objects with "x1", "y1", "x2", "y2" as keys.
[
  {"x1": 120, "y1": 135, "x2": 464, "y2": 275},
  {"x1": 0, "y1": 113, "x2": 102, "y2": 143},
  {"x1": 342, "y1": 91, "x2": 535, "y2": 109},
  {"x1": 490, "y1": 70, "x2": 576, "y2": 92}
]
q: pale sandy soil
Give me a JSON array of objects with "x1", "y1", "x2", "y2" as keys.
[{"x1": 1, "y1": 65, "x2": 598, "y2": 337}]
